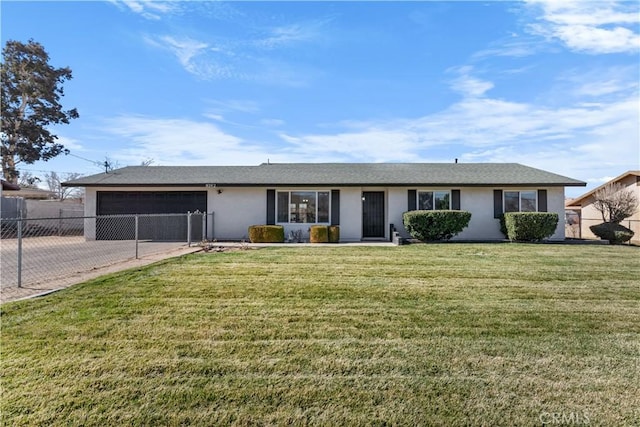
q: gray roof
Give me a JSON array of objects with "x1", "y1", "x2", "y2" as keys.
[{"x1": 63, "y1": 163, "x2": 586, "y2": 187}]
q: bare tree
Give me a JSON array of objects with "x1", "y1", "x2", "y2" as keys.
[
  {"x1": 140, "y1": 158, "x2": 154, "y2": 166},
  {"x1": 45, "y1": 171, "x2": 83, "y2": 201},
  {"x1": 592, "y1": 182, "x2": 639, "y2": 224},
  {"x1": 18, "y1": 171, "x2": 41, "y2": 188}
]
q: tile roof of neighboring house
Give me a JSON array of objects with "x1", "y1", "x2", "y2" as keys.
[
  {"x1": 2, "y1": 187, "x2": 55, "y2": 199},
  {"x1": 566, "y1": 170, "x2": 640, "y2": 208},
  {"x1": 1, "y1": 180, "x2": 21, "y2": 191},
  {"x1": 63, "y1": 163, "x2": 587, "y2": 188}
]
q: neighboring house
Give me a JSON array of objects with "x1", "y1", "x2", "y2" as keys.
[
  {"x1": 1, "y1": 180, "x2": 20, "y2": 191},
  {"x1": 2, "y1": 187, "x2": 55, "y2": 200},
  {"x1": 565, "y1": 171, "x2": 640, "y2": 243},
  {"x1": 1, "y1": 180, "x2": 23, "y2": 219},
  {"x1": 63, "y1": 163, "x2": 585, "y2": 242}
]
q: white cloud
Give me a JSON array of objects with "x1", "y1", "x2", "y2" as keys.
[
  {"x1": 101, "y1": 116, "x2": 268, "y2": 166},
  {"x1": 159, "y1": 36, "x2": 207, "y2": 69},
  {"x1": 277, "y1": 83, "x2": 638, "y2": 190},
  {"x1": 260, "y1": 119, "x2": 285, "y2": 127},
  {"x1": 56, "y1": 135, "x2": 84, "y2": 152},
  {"x1": 206, "y1": 99, "x2": 261, "y2": 115},
  {"x1": 559, "y1": 65, "x2": 640, "y2": 97},
  {"x1": 448, "y1": 66, "x2": 494, "y2": 98},
  {"x1": 255, "y1": 18, "x2": 330, "y2": 50},
  {"x1": 279, "y1": 128, "x2": 421, "y2": 163},
  {"x1": 144, "y1": 35, "x2": 234, "y2": 80},
  {"x1": 257, "y1": 24, "x2": 313, "y2": 49},
  {"x1": 525, "y1": 0, "x2": 640, "y2": 54},
  {"x1": 472, "y1": 36, "x2": 547, "y2": 59},
  {"x1": 109, "y1": 0, "x2": 179, "y2": 20},
  {"x1": 139, "y1": 12, "x2": 329, "y2": 84},
  {"x1": 143, "y1": 32, "x2": 315, "y2": 85}
]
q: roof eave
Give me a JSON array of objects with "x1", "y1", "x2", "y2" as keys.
[
  {"x1": 62, "y1": 181, "x2": 586, "y2": 188},
  {"x1": 564, "y1": 170, "x2": 638, "y2": 206}
]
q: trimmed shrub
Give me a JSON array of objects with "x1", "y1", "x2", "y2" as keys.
[
  {"x1": 402, "y1": 210, "x2": 471, "y2": 241},
  {"x1": 248, "y1": 225, "x2": 284, "y2": 243},
  {"x1": 310, "y1": 225, "x2": 329, "y2": 243},
  {"x1": 328, "y1": 226, "x2": 340, "y2": 243},
  {"x1": 590, "y1": 222, "x2": 634, "y2": 245},
  {"x1": 503, "y1": 212, "x2": 558, "y2": 242}
]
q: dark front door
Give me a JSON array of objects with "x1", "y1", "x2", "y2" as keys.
[{"x1": 362, "y1": 191, "x2": 385, "y2": 238}]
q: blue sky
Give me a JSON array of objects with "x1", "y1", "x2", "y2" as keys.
[{"x1": 1, "y1": 0, "x2": 639, "y2": 197}]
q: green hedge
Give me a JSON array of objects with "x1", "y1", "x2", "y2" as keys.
[
  {"x1": 310, "y1": 225, "x2": 329, "y2": 243},
  {"x1": 248, "y1": 225, "x2": 285, "y2": 243},
  {"x1": 309, "y1": 225, "x2": 340, "y2": 243},
  {"x1": 402, "y1": 210, "x2": 471, "y2": 241},
  {"x1": 502, "y1": 212, "x2": 558, "y2": 242},
  {"x1": 590, "y1": 222, "x2": 634, "y2": 245},
  {"x1": 328, "y1": 226, "x2": 340, "y2": 243}
]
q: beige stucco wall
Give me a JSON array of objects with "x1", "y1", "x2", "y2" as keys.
[
  {"x1": 391, "y1": 186, "x2": 566, "y2": 241},
  {"x1": 209, "y1": 187, "x2": 265, "y2": 240},
  {"x1": 26, "y1": 199, "x2": 84, "y2": 218},
  {"x1": 338, "y1": 187, "x2": 364, "y2": 242},
  {"x1": 83, "y1": 185, "x2": 568, "y2": 242},
  {"x1": 576, "y1": 176, "x2": 639, "y2": 241}
]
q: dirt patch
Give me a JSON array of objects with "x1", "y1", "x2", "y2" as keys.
[{"x1": 201, "y1": 243, "x2": 259, "y2": 253}]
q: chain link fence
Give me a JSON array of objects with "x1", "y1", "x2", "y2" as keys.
[{"x1": 1, "y1": 212, "x2": 212, "y2": 290}]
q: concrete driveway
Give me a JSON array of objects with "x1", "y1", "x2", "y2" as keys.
[{"x1": 1, "y1": 236, "x2": 201, "y2": 303}]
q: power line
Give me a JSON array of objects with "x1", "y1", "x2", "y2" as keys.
[
  {"x1": 66, "y1": 152, "x2": 117, "y2": 173},
  {"x1": 66, "y1": 152, "x2": 105, "y2": 167},
  {"x1": 18, "y1": 167, "x2": 79, "y2": 175}
]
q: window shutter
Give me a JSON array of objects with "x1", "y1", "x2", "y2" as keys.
[
  {"x1": 451, "y1": 190, "x2": 461, "y2": 210},
  {"x1": 331, "y1": 190, "x2": 340, "y2": 225},
  {"x1": 493, "y1": 190, "x2": 503, "y2": 218},
  {"x1": 408, "y1": 190, "x2": 417, "y2": 211},
  {"x1": 266, "y1": 189, "x2": 276, "y2": 225},
  {"x1": 537, "y1": 189, "x2": 548, "y2": 212}
]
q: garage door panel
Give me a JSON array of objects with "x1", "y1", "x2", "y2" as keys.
[{"x1": 96, "y1": 191, "x2": 206, "y2": 240}]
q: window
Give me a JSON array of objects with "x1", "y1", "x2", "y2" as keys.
[
  {"x1": 418, "y1": 191, "x2": 450, "y2": 210},
  {"x1": 504, "y1": 191, "x2": 537, "y2": 212},
  {"x1": 277, "y1": 191, "x2": 330, "y2": 223}
]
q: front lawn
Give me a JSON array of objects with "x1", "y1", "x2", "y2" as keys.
[{"x1": 1, "y1": 244, "x2": 638, "y2": 425}]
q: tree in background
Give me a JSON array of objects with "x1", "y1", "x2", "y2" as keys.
[
  {"x1": 1, "y1": 39, "x2": 79, "y2": 183},
  {"x1": 18, "y1": 171, "x2": 41, "y2": 188},
  {"x1": 590, "y1": 182, "x2": 638, "y2": 244},
  {"x1": 45, "y1": 171, "x2": 83, "y2": 201},
  {"x1": 593, "y1": 182, "x2": 638, "y2": 224}
]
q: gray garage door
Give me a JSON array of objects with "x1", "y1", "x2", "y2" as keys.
[{"x1": 96, "y1": 191, "x2": 207, "y2": 241}]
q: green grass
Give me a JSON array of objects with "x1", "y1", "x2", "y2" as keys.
[{"x1": 1, "y1": 244, "x2": 639, "y2": 426}]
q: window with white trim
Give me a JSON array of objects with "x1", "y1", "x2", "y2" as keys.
[
  {"x1": 418, "y1": 190, "x2": 451, "y2": 210},
  {"x1": 504, "y1": 190, "x2": 537, "y2": 212},
  {"x1": 277, "y1": 191, "x2": 330, "y2": 223}
]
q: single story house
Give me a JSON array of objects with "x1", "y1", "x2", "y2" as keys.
[
  {"x1": 566, "y1": 170, "x2": 639, "y2": 243},
  {"x1": 64, "y1": 162, "x2": 586, "y2": 242}
]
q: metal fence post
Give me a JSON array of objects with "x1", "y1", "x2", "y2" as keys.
[
  {"x1": 58, "y1": 209, "x2": 63, "y2": 236},
  {"x1": 202, "y1": 212, "x2": 206, "y2": 242},
  {"x1": 135, "y1": 214, "x2": 139, "y2": 259},
  {"x1": 17, "y1": 214, "x2": 23, "y2": 288},
  {"x1": 187, "y1": 211, "x2": 192, "y2": 247}
]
